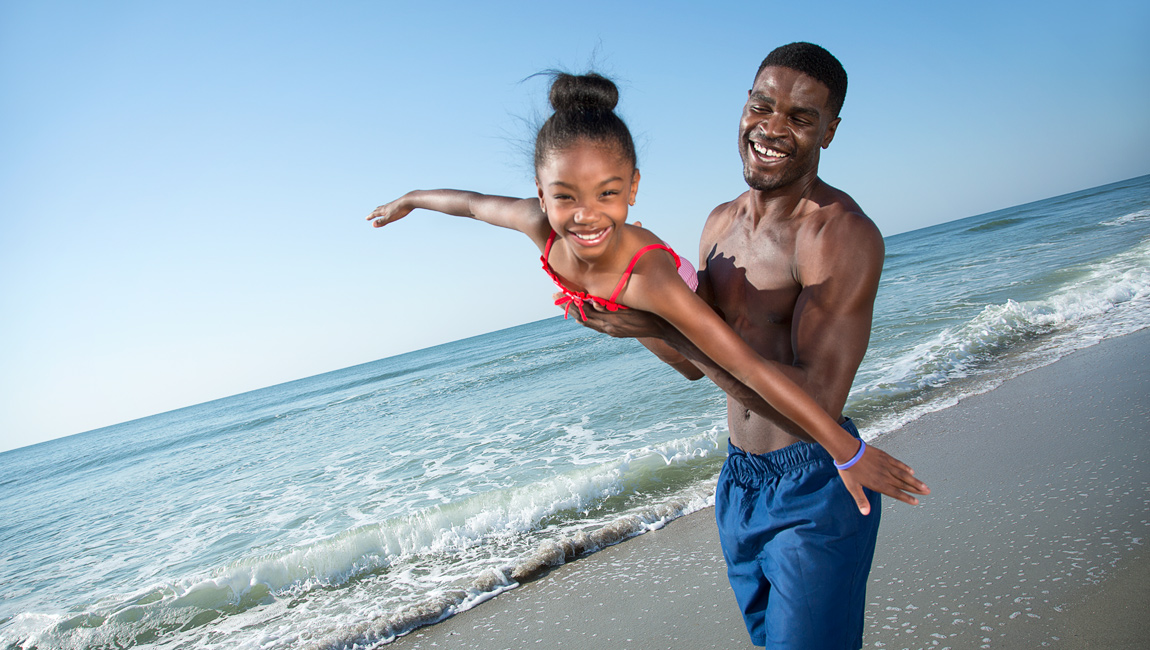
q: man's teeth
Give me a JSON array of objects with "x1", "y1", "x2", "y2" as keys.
[{"x1": 752, "y1": 142, "x2": 786, "y2": 158}]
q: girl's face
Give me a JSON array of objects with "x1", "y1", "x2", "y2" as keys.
[{"x1": 535, "y1": 140, "x2": 640, "y2": 261}]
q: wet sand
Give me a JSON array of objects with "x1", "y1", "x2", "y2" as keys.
[{"x1": 388, "y1": 329, "x2": 1150, "y2": 649}]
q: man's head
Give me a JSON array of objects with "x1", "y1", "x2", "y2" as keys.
[
  {"x1": 756, "y1": 42, "x2": 847, "y2": 118},
  {"x1": 739, "y1": 43, "x2": 846, "y2": 193}
]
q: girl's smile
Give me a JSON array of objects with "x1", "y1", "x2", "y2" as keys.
[
  {"x1": 535, "y1": 139, "x2": 640, "y2": 260},
  {"x1": 568, "y1": 226, "x2": 613, "y2": 247}
]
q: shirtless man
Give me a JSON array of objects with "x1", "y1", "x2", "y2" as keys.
[{"x1": 577, "y1": 43, "x2": 929, "y2": 648}]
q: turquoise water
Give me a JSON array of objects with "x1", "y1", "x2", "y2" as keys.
[{"x1": 2, "y1": 175, "x2": 1148, "y2": 649}]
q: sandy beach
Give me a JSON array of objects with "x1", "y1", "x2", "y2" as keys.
[{"x1": 389, "y1": 329, "x2": 1149, "y2": 650}]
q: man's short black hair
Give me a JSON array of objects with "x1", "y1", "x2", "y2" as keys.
[{"x1": 756, "y1": 42, "x2": 847, "y2": 118}]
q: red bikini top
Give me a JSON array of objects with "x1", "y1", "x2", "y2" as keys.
[{"x1": 541, "y1": 230, "x2": 683, "y2": 321}]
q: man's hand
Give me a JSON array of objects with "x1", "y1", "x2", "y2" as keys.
[
  {"x1": 554, "y1": 292, "x2": 667, "y2": 339},
  {"x1": 838, "y1": 444, "x2": 930, "y2": 514}
]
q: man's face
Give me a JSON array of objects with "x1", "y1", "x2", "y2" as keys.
[{"x1": 738, "y1": 66, "x2": 840, "y2": 193}]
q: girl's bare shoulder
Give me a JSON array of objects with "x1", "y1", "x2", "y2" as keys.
[{"x1": 621, "y1": 223, "x2": 674, "y2": 253}]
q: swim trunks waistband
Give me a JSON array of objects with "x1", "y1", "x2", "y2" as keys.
[{"x1": 726, "y1": 418, "x2": 860, "y2": 478}]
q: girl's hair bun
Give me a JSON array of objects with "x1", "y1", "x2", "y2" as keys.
[{"x1": 548, "y1": 72, "x2": 619, "y2": 113}]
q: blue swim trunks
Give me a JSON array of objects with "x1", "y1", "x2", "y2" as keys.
[{"x1": 715, "y1": 418, "x2": 881, "y2": 649}]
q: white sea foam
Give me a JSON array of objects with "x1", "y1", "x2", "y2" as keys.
[
  {"x1": 854, "y1": 238, "x2": 1150, "y2": 437},
  {"x1": 1100, "y1": 208, "x2": 1150, "y2": 227},
  {"x1": 4, "y1": 426, "x2": 725, "y2": 650}
]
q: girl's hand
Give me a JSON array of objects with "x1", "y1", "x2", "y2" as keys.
[
  {"x1": 837, "y1": 444, "x2": 930, "y2": 515},
  {"x1": 367, "y1": 197, "x2": 414, "y2": 228}
]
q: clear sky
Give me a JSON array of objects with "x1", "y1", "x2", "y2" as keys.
[{"x1": 2, "y1": 0, "x2": 1148, "y2": 453}]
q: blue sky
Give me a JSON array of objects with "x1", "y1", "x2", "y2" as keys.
[{"x1": 2, "y1": 0, "x2": 1148, "y2": 452}]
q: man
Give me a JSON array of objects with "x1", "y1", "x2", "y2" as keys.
[{"x1": 576, "y1": 42, "x2": 929, "y2": 648}]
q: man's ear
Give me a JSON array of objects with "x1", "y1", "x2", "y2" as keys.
[{"x1": 822, "y1": 117, "x2": 841, "y2": 149}]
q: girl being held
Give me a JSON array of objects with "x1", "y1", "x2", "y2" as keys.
[{"x1": 368, "y1": 72, "x2": 925, "y2": 513}]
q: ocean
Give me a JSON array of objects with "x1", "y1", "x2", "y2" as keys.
[{"x1": 2, "y1": 175, "x2": 1148, "y2": 650}]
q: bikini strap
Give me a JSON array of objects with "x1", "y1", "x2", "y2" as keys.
[
  {"x1": 544, "y1": 230, "x2": 557, "y2": 260},
  {"x1": 608, "y1": 244, "x2": 681, "y2": 303}
]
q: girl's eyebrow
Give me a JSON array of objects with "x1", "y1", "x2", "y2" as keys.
[{"x1": 548, "y1": 176, "x2": 626, "y2": 188}]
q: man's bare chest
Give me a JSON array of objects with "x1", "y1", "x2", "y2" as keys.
[{"x1": 703, "y1": 234, "x2": 802, "y2": 329}]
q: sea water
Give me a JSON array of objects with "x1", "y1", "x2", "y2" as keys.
[{"x1": 2, "y1": 175, "x2": 1148, "y2": 649}]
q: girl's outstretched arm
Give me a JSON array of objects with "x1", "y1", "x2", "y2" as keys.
[
  {"x1": 368, "y1": 190, "x2": 550, "y2": 248},
  {"x1": 623, "y1": 257, "x2": 928, "y2": 514}
]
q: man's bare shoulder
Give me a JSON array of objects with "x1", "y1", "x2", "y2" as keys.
[
  {"x1": 700, "y1": 191, "x2": 751, "y2": 250},
  {"x1": 704, "y1": 191, "x2": 750, "y2": 227},
  {"x1": 792, "y1": 181, "x2": 884, "y2": 288},
  {"x1": 800, "y1": 181, "x2": 883, "y2": 253}
]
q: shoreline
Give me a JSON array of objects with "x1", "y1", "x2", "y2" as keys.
[{"x1": 385, "y1": 329, "x2": 1149, "y2": 649}]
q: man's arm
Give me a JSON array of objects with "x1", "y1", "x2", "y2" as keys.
[
  {"x1": 781, "y1": 207, "x2": 884, "y2": 418},
  {"x1": 569, "y1": 304, "x2": 705, "y2": 380},
  {"x1": 573, "y1": 301, "x2": 779, "y2": 413},
  {"x1": 637, "y1": 337, "x2": 706, "y2": 380}
]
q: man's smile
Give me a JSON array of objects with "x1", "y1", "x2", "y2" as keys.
[{"x1": 750, "y1": 140, "x2": 789, "y2": 161}]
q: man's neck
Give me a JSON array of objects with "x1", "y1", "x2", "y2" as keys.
[{"x1": 746, "y1": 172, "x2": 823, "y2": 227}]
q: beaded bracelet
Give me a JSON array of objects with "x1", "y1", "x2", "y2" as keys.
[{"x1": 834, "y1": 440, "x2": 866, "y2": 470}]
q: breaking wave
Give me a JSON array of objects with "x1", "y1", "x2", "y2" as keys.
[
  {"x1": 3, "y1": 429, "x2": 723, "y2": 650},
  {"x1": 851, "y1": 237, "x2": 1150, "y2": 436}
]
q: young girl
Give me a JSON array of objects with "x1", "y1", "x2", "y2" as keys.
[{"x1": 368, "y1": 72, "x2": 923, "y2": 512}]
